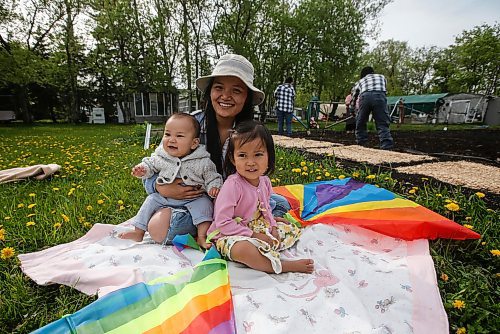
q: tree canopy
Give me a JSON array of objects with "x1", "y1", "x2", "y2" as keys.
[{"x1": 0, "y1": 0, "x2": 498, "y2": 123}]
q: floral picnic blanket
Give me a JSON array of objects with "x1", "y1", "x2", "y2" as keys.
[{"x1": 19, "y1": 221, "x2": 448, "y2": 333}]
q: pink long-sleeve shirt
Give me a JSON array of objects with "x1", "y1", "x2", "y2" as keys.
[{"x1": 207, "y1": 173, "x2": 277, "y2": 240}]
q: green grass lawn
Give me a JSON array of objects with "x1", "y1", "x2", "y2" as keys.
[{"x1": 0, "y1": 124, "x2": 498, "y2": 333}]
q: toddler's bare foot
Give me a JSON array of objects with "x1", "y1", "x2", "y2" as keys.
[
  {"x1": 281, "y1": 259, "x2": 314, "y2": 273},
  {"x1": 118, "y1": 230, "x2": 145, "y2": 242},
  {"x1": 196, "y1": 235, "x2": 212, "y2": 250}
]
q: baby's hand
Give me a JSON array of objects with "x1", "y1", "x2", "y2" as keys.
[
  {"x1": 208, "y1": 187, "x2": 220, "y2": 198},
  {"x1": 131, "y1": 165, "x2": 146, "y2": 177}
]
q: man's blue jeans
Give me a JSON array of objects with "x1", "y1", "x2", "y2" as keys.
[
  {"x1": 277, "y1": 109, "x2": 293, "y2": 136},
  {"x1": 355, "y1": 91, "x2": 394, "y2": 149}
]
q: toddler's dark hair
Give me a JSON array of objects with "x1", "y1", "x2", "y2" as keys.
[
  {"x1": 224, "y1": 120, "x2": 275, "y2": 177},
  {"x1": 167, "y1": 113, "x2": 201, "y2": 138}
]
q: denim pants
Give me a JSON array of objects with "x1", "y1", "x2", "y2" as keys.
[
  {"x1": 132, "y1": 193, "x2": 213, "y2": 244},
  {"x1": 355, "y1": 91, "x2": 394, "y2": 149},
  {"x1": 277, "y1": 109, "x2": 293, "y2": 136}
]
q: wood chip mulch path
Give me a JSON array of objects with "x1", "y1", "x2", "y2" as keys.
[{"x1": 273, "y1": 135, "x2": 500, "y2": 194}]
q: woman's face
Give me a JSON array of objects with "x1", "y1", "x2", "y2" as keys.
[{"x1": 210, "y1": 76, "x2": 248, "y2": 121}]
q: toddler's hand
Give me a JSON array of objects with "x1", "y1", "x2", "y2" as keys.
[
  {"x1": 252, "y1": 232, "x2": 274, "y2": 246},
  {"x1": 131, "y1": 165, "x2": 146, "y2": 177},
  {"x1": 270, "y1": 226, "x2": 280, "y2": 248},
  {"x1": 208, "y1": 187, "x2": 220, "y2": 198}
]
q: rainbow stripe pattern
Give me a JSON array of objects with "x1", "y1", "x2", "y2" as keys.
[
  {"x1": 274, "y1": 178, "x2": 480, "y2": 240},
  {"x1": 33, "y1": 235, "x2": 235, "y2": 334}
]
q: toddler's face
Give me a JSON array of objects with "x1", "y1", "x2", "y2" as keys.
[
  {"x1": 162, "y1": 117, "x2": 199, "y2": 157},
  {"x1": 231, "y1": 138, "x2": 268, "y2": 187}
]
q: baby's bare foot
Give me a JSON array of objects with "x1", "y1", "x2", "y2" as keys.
[
  {"x1": 196, "y1": 235, "x2": 212, "y2": 250},
  {"x1": 118, "y1": 230, "x2": 145, "y2": 242},
  {"x1": 282, "y1": 259, "x2": 315, "y2": 273}
]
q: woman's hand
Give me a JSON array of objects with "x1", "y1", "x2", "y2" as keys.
[{"x1": 156, "y1": 178, "x2": 204, "y2": 200}]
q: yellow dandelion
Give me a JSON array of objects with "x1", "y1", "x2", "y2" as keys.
[
  {"x1": 117, "y1": 200, "x2": 124, "y2": 205},
  {"x1": 338, "y1": 175, "x2": 345, "y2": 180},
  {"x1": 119, "y1": 205, "x2": 125, "y2": 211},
  {"x1": 302, "y1": 166, "x2": 308, "y2": 171},
  {"x1": 475, "y1": 192, "x2": 485, "y2": 199},
  {"x1": 316, "y1": 176, "x2": 322, "y2": 180},
  {"x1": 436, "y1": 193, "x2": 442, "y2": 197},
  {"x1": 456, "y1": 327, "x2": 466, "y2": 334},
  {"x1": 352, "y1": 172, "x2": 360, "y2": 178},
  {"x1": 324, "y1": 172, "x2": 331, "y2": 177},
  {"x1": 83, "y1": 222, "x2": 92, "y2": 228},
  {"x1": 29, "y1": 193, "x2": 36, "y2": 197},
  {"x1": 0, "y1": 228, "x2": 5, "y2": 241},
  {"x1": 17, "y1": 203, "x2": 25, "y2": 208},
  {"x1": 61, "y1": 214, "x2": 70, "y2": 223},
  {"x1": 26, "y1": 221, "x2": 35, "y2": 227},
  {"x1": 52, "y1": 187, "x2": 60, "y2": 191},
  {"x1": 301, "y1": 172, "x2": 308, "y2": 176},
  {"x1": 68, "y1": 188, "x2": 75, "y2": 196},
  {"x1": 86, "y1": 205, "x2": 93, "y2": 211},
  {"x1": 300, "y1": 161, "x2": 306, "y2": 166},
  {"x1": 97, "y1": 199, "x2": 104, "y2": 205},
  {"x1": 53, "y1": 222, "x2": 62, "y2": 229},
  {"x1": 366, "y1": 174, "x2": 376, "y2": 179},
  {"x1": 440, "y1": 273, "x2": 449, "y2": 282},
  {"x1": 490, "y1": 249, "x2": 500, "y2": 257},
  {"x1": 408, "y1": 189, "x2": 416, "y2": 194},
  {"x1": 1, "y1": 247, "x2": 15, "y2": 259},
  {"x1": 445, "y1": 203, "x2": 460, "y2": 212},
  {"x1": 27, "y1": 203, "x2": 36, "y2": 209},
  {"x1": 463, "y1": 224, "x2": 473, "y2": 229},
  {"x1": 452, "y1": 300, "x2": 465, "y2": 310},
  {"x1": 481, "y1": 241, "x2": 486, "y2": 246}
]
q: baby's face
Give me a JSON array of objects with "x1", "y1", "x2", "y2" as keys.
[{"x1": 162, "y1": 117, "x2": 199, "y2": 157}]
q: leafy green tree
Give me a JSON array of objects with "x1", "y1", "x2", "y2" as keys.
[
  {"x1": 0, "y1": 0, "x2": 65, "y2": 122},
  {"x1": 405, "y1": 46, "x2": 440, "y2": 95},
  {"x1": 364, "y1": 39, "x2": 411, "y2": 95}
]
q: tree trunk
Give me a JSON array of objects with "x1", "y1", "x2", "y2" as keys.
[
  {"x1": 16, "y1": 85, "x2": 32, "y2": 123},
  {"x1": 181, "y1": 1, "x2": 192, "y2": 112},
  {"x1": 64, "y1": 0, "x2": 79, "y2": 123}
]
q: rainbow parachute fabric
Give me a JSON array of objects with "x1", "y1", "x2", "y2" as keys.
[
  {"x1": 274, "y1": 178, "x2": 480, "y2": 240},
  {"x1": 33, "y1": 235, "x2": 235, "y2": 334}
]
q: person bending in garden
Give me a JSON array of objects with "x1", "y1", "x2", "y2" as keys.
[
  {"x1": 351, "y1": 66, "x2": 394, "y2": 150},
  {"x1": 143, "y1": 54, "x2": 292, "y2": 246},
  {"x1": 120, "y1": 113, "x2": 222, "y2": 249},
  {"x1": 207, "y1": 120, "x2": 314, "y2": 274}
]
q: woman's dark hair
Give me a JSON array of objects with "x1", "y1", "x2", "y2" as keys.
[
  {"x1": 223, "y1": 120, "x2": 275, "y2": 177},
  {"x1": 203, "y1": 78, "x2": 255, "y2": 174},
  {"x1": 360, "y1": 66, "x2": 374, "y2": 79}
]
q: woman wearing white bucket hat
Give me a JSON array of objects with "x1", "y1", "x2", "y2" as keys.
[{"x1": 143, "y1": 54, "x2": 291, "y2": 245}]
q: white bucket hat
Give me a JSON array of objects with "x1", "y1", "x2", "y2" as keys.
[{"x1": 195, "y1": 54, "x2": 265, "y2": 106}]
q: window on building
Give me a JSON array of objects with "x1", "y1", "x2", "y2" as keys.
[
  {"x1": 150, "y1": 93, "x2": 158, "y2": 116},
  {"x1": 134, "y1": 93, "x2": 143, "y2": 116}
]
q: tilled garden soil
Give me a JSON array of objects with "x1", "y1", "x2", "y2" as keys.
[
  {"x1": 273, "y1": 128, "x2": 500, "y2": 209},
  {"x1": 291, "y1": 129, "x2": 499, "y2": 164}
]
